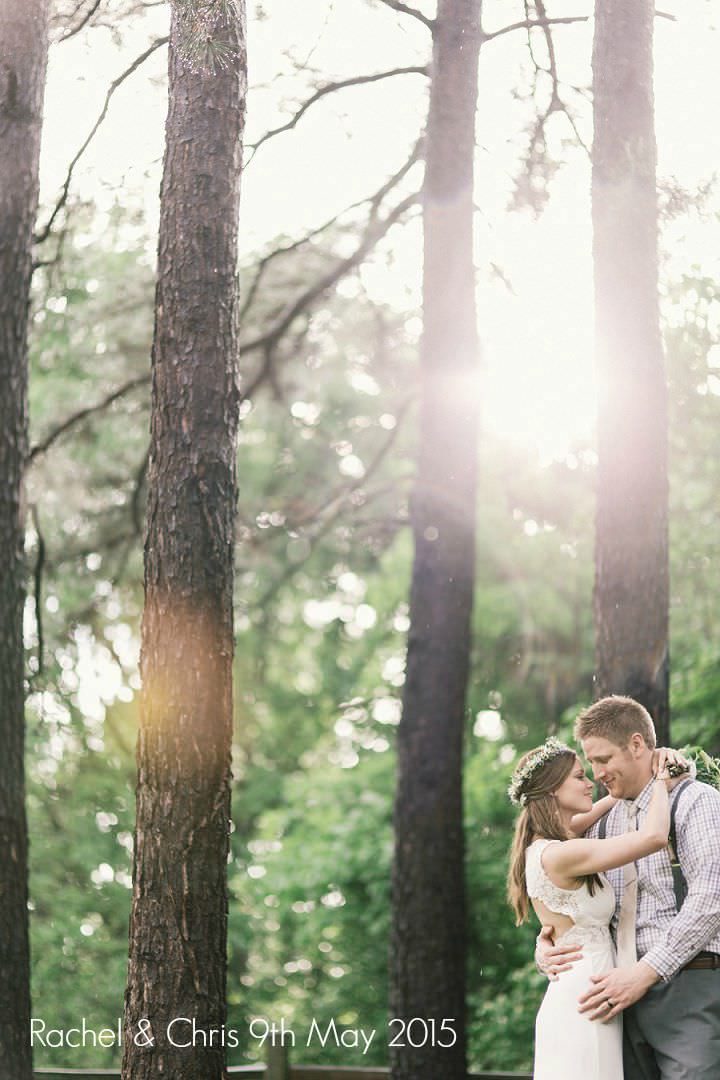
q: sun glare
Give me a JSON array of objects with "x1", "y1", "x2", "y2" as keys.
[{"x1": 42, "y1": 0, "x2": 717, "y2": 469}]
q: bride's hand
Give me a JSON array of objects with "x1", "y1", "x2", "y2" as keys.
[{"x1": 653, "y1": 747, "x2": 692, "y2": 790}]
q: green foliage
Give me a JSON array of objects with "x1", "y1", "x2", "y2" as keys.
[
  {"x1": 666, "y1": 272, "x2": 720, "y2": 751},
  {"x1": 229, "y1": 752, "x2": 394, "y2": 1064},
  {"x1": 465, "y1": 746, "x2": 539, "y2": 1072},
  {"x1": 469, "y1": 961, "x2": 543, "y2": 1072},
  {"x1": 674, "y1": 746, "x2": 720, "y2": 789},
  {"x1": 22, "y1": 198, "x2": 720, "y2": 1074},
  {"x1": 28, "y1": 698, "x2": 137, "y2": 1068},
  {"x1": 174, "y1": 0, "x2": 243, "y2": 75}
]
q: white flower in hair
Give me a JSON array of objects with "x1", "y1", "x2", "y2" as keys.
[{"x1": 507, "y1": 736, "x2": 574, "y2": 807}]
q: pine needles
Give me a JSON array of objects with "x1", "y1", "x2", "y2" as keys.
[{"x1": 173, "y1": 0, "x2": 241, "y2": 74}]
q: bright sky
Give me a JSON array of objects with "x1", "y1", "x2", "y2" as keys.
[{"x1": 40, "y1": 0, "x2": 720, "y2": 460}]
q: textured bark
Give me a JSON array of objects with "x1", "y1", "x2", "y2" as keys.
[
  {"x1": 122, "y1": 8, "x2": 246, "y2": 1079},
  {"x1": 592, "y1": 0, "x2": 669, "y2": 742},
  {"x1": 0, "y1": 2, "x2": 50, "y2": 1076},
  {"x1": 390, "y1": 3, "x2": 480, "y2": 1078}
]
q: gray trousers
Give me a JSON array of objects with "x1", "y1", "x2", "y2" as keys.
[{"x1": 623, "y1": 970, "x2": 720, "y2": 1079}]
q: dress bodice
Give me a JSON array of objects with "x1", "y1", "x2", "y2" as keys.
[{"x1": 526, "y1": 838, "x2": 616, "y2": 950}]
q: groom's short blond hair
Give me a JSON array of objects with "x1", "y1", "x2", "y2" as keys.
[{"x1": 574, "y1": 694, "x2": 656, "y2": 750}]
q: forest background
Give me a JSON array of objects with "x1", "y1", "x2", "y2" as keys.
[{"x1": 22, "y1": 0, "x2": 720, "y2": 1073}]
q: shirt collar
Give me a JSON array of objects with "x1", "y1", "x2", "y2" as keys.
[{"x1": 625, "y1": 777, "x2": 655, "y2": 815}]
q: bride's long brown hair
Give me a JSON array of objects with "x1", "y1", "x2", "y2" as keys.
[{"x1": 507, "y1": 746, "x2": 601, "y2": 925}]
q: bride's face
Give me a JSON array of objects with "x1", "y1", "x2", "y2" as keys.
[{"x1": 552, "y1": 756, "x2": 595, "y2": 814}]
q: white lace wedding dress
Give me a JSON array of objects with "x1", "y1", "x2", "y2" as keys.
[{"x1": 526, "y1": 838, "x2": 623, "y2": 1080}]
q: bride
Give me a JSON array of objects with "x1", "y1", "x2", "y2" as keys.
[{"x1": 506, "y1": 736, "x2": 688, "y2": 1080}]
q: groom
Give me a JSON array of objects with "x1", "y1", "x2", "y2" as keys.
[{"x1": 538, "y1": 695, "x2": 720, "y2": 1079}]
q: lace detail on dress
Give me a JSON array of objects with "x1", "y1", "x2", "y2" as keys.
[
  {"x1": 526, "y1": 838, "x2": 616, "y2": 953},
  {"x1": 556, "y1": 924, "x2": 612, "y2": 949},
  {"x1": 526, "y1": 839, "x2": 587, "y2": 920}
]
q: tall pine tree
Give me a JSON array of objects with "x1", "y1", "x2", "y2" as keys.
[
  {"x1": 0, "y1": 2, "x2": 50, "y2": 1076},
  {"x1": 592, "y1": 0, "x2": 668, "y2": 741},
  {"x1": 122, "y1": 4, "x2": 246, "y2": 1077},
  {"x1": 390, "y1": 2, "x2": 481, "y2": 1077}
]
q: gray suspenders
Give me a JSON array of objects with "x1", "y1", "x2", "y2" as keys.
[
  {"x1": 597, "y1": 778, "x2": 694, "y2": 912},
  {"x1": 667, "y1": 778, "x2": 693, "y2": 911}
]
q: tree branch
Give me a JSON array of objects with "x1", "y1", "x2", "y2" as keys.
[
  {"x1": 239, "y1": 210, "x2": 358, "y2": 325},
  {"x1": 253, "y1": 408, "x2": 412, "y2": 610},
  {"x1": 111, "y1": 447, "x2": 149, "y2": 586},
  {"x1": 50, "y1": 527, "x2": 136, "y2": 570},
  {"x1": 367, "y1": 134, "x2": 424, "y2": 218},
  {"x1": 247, "y1": 66, "x2": 428, "y2": 162},
  {"x1": 30, "y1": 504, "x2": 46, "y2": 677},
  {"x1": 238, "y1": 191, "x2": 419, "y2": 363},
  {"x1": 508, "y1": 0, "x2": 590, "y2": 214},
  {"x1": 483, "y1": 15, "x2": 588, "y2": 42},
  {"x1": 290, "y1": 394, "x2": 414, "y2": 528},
  {"x1": 239, "y1": 135, "x2": 423, "y2": 323},
  {"x1": 28, "y1": 374, "x2": 150, "y2": 462},
  {"x1": 530, "y1": 0, "x2": 590, "y2": 155},
  {"x1": 130, "y1": 447, "x2": 150, "y2": 536},
  {"x1": 58, "y1": 0, "x2": 104, "y2": 42},
  {"x1": 374, "y1": 0, "x2": 435, "y2": 31},
  {"x1": 34, "y1": 36, "x2": 169, "y2": 244},
  {"x1": 238, "y1": 143, "x2": 422, "y2": 369},
  {"x1": 32, "y1": 216, "x2": 71, "y2": 276},
  {"x1": 51, "y1": 0, "x2": 88, "y2": 31}
]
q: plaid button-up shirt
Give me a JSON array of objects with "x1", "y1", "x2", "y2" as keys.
[{"x1": 585, "y1": 778, "x2": 720, "y2": 981}]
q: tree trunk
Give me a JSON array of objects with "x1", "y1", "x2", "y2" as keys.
[
  {"x1": 592, "y1": 1, "x2": 669, "y2": 742},
  {"x1": 122, "y1": 7, "x2": 246, "y2": 1078},
  {"x1": 390, "y1": 3, "x2": 480, "y2": 1078},
  {"x1": 0, "y1": 3, "x2": 49, "y2": 1076}
]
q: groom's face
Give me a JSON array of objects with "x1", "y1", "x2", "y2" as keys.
[{"x1": 580, "y1": 733, "x2": 648, "y2": 799}]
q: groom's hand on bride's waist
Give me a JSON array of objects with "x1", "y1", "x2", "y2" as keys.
[
  {"x1": 577, "y1": 960, "x2": 660, "y2": 1022},
  {"x1": 535, "y1": 924, "x2": 584, "y2": 981}
]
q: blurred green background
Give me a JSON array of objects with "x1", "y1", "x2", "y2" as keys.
[{"x1": 25, "y1": 202, "x2": 720, "y2": 1072}]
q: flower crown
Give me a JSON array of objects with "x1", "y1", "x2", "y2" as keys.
[{"x1": 507, "y1": 736, "x2": 574, "y2": 807}]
